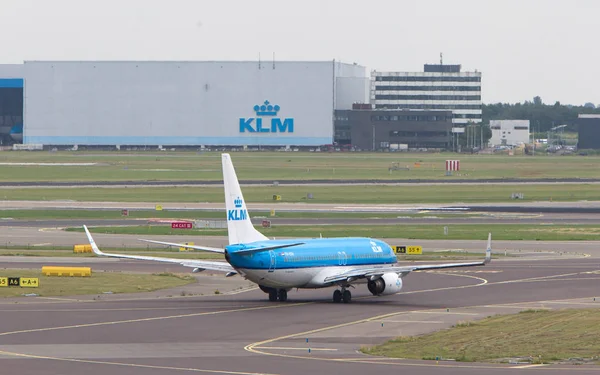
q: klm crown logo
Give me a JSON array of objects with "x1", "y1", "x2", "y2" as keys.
[
  {"x1": 234, "y1": 197, "x2": 243, "y2": 208},
  {"x1": 240, "y1": 100, "x2": 294, "y2": 133},
  {"x1": 228, "y1": 196, "x2": 247, "y2": 221},
  {"x1": 254, "y1": 101, "x2": 280, "y2": 116}
]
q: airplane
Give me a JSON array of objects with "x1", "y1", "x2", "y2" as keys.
[{"x1": 82, "y1": 153, "x2": 492, "y2": 304}]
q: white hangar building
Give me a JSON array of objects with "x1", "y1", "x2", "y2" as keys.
[{"x1": 0, "y1": 60, "x2": 369, "y2": 147}]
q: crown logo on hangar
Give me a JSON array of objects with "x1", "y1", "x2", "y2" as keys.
[
  {"x1": 253, "y1": 100, "x2": 280, "y2": 117},
  {"x1": 234, "y1": 197, "x2": 243, "y2": 208}
]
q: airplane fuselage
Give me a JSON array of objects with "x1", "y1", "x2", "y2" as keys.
[{"x1": 225, "y1": 237, "x2": 397, "y2": 289}]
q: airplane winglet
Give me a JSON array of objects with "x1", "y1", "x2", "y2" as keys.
[
  {"x1": 484, "y1": 232, "x2": 492, "y2": 264},
  {"x1": 83, "y1": 225, "x2": 105, "y2": 257}
]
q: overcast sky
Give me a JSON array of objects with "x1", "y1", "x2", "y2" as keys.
[{"x1": 1, "y1": 0, "x2": 598, "y2": 105}]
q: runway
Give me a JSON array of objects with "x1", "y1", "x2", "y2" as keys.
[
  {"x1": 4, "y1": 199, "x2": 600, "y2": 214},
  {"x1": 0, "y1": 254, "x2": 599, "y2": 375},
  {"x1": 0, "y1": 207, "x2": 599, "y2": 374}
]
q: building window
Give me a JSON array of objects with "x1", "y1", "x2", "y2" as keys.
[
  {"x1": 374, "y1": 95, "x2": 482, "y2": 101},
  {"x1": 376, "y1": 104, "x2": 482, "y2": 110},
  {"x1": 375, "y1": 85, "x2": 481, "y2": 92},
  {"x1": 375, "y1": 76, "x2": 481, "y2": 83}
]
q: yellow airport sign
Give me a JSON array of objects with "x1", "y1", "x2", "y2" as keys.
[
  {"x1": 20, "y1": 278, "x2": 40, "y2": 288},
  {"x1": 155, "y1": 204, "x2": 163, "y2": 211},
  {"x1": 392, "y1": 246, "x2": 405, "y2": 254},
  {"x1": 0, "y1": 277, "x2": 39, "y2": 287},
  {"x1": 407, "y1": 246, "x2": 423, "y2": 255},
  {"x1": 392, "y1": 245, "x2": 422, "y2": 255}
]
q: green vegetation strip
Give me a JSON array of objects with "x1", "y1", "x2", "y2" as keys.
[
  {"x1": 0, "y1": 248, "x2": 223, "y2": 259},
  {"x1": 362, "y1": 309, "x2": 600, "y2": 364},
  {"x1": 0, "y1": 183, "x2": 597, "y2": 203},
  {"x1": 1, "y1": 151, "x2": 600, "y2": 181},
  {"x1": 0, "y1": 270, "x2": 195, "y2": 297},
  {"x1": 70, "y1": 223, "x2": 600, "y2": 241},
  {"x1": 0, "y1": 209, "x2": 475, "y2": 220}
]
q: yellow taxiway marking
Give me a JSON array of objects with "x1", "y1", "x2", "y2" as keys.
[
  {"x1": 0, "y1": 302, "x2": 309, "y2": 337},
  {"x1": 397, "y1": 272, "x2": 488, "y2": 295},
  {"x1": 254, "y1": 347, "x2": 338, "y2": 351},
  {"x1": 0, "y1": 349, "x2": 277, "y2": 375},
  {"x1": 244, "y1": 276, "x2": 600, "y2": 373}
]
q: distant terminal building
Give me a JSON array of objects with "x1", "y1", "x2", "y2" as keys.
[
  {"x1": 489, "y1": 120, "x2": 530, "y2": 146},
  {"x1": 334, "y1": 104, "x2": 452, "y2": 150},
  {"x1": 370, "y1": 63, "x2": 482, "y2": 125},
  {"x1": 578, "y1": 114, "x2": 600, "y2": 149},
  {"x1": 0, "y1": 60, "x2": 368, "y2": 147},
  {"x1": 0, "y1": 64, "x2": 23, "y2": 145}
]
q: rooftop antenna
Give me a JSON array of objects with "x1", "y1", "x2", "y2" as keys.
[
  {"x1": 258, "y1": 53, "x2": 261, "y2": 70},
  {"x1": 440, "y1": 52, "x2": 443, "y2": 65}
]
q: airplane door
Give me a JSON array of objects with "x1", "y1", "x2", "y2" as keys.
[{"x1": 268, "y1": 250, "x2": 276, "y2": 273}]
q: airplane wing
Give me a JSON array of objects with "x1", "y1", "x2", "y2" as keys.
[
  {"x1": 324, "y1": 233, "x2": 492, "y2": 284},
  {"x1": 140, "y1": 239, "x2": 305, "y2": 255},
  {"x1": 83, "y1": 225, "x2": 237, "y2": 276},
  {"x1": 138, "y1": 239, "x2": 225, "y2": 253}
]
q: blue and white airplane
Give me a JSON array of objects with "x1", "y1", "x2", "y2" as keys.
[{"x1": 83, "y1": 153, "x2": 491, "y2": 303}]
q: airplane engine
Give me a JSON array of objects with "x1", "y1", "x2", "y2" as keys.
[{"x1": 367, "y1": 273, "x2": 403, "y2": 296}]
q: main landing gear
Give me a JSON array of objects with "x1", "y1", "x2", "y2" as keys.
[
  {"x1": 333, "y1": 288, "x2": 351, "y2": 303},
  {"x1": 263, "y1": 287, "x2": 287, "y2": 302}
]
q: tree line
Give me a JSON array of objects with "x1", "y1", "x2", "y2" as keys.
[{"x1": 483, "y1": 97, "x2": 600, "y2": 132}]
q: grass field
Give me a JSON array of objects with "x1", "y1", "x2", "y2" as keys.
[
  {"x1": 361, "y1": 309, "x2": 600, "y2": 364},
  {"x1": 71, "y1": 223, "x2": 600, "y2": 241},
  {"x1": 0, "y1": 247, "x2": 224, "y2": 259},
  {"x1": 1, "y1": 151, "x2": 599, "y2": 182},
  {"x1": 0, "y1": 183, "x2": 597, "y2": 203},
  {"x1": 0, "y1": 269, "x2": 196, "y2": 297}
]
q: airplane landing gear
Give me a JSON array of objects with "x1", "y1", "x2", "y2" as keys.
[
  {"x1": 268, "y1": 290, "x2": 278, "y2": 302},
  {"x1": 333, "y1": 290, "x2": 342, "y2": 303},
  {"x1": 342, "y1": 290, "x2": 351, "y2": 303},
  {"x1": 264, "y1": 286, "x2": 288, "y2": 302},
  {"x1": 278, "y1": 289, "x2": 288, "y2": 302},
  {"x1": 333, "y1": 288, "x2": 351, "y2": 303}
]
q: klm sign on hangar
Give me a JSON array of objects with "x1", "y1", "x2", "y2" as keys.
[{"x1": 239, "y1": 100, "x2": 294, "y2": 133}]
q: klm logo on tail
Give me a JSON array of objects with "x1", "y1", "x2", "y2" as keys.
[{"x1": 228, "y1": 197, "x2": 247, "y2": 221}]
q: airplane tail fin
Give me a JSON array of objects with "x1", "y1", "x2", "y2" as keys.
[
  {"x1": 222, "y1": 153, "x2": 268, "y2": 245},
  {"x1": 484, "y1": 233, "x2": 492, "y2": 264}
]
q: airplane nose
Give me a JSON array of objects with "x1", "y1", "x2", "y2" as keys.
[{"x1": 224, "y1": 249, "x2": 231, "y2": 263}]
